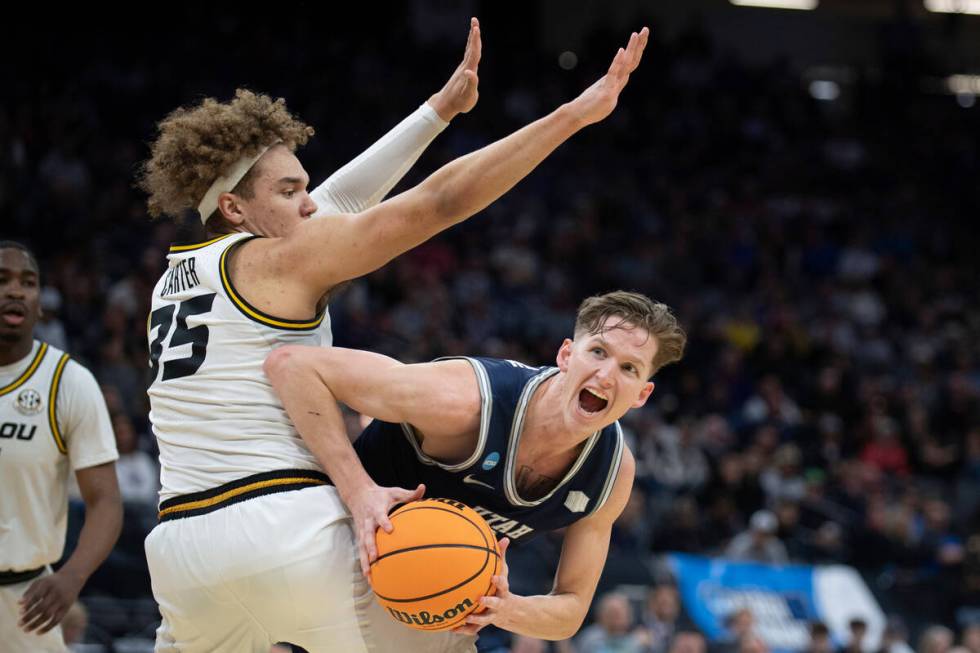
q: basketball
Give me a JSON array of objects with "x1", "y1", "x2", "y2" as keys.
[{"x1": 370, "y1": 498, "x2": 500, "y2": 631}]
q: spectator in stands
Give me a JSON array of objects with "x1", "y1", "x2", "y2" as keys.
[
  {"x1": 575, "y1": 591, "x2": 646, "y2": 653},
  {"x1": 111, "y1": 411, "x2": 159, "y2": 506},
  {"x1": 670, "y1": 631, "x2": 708, "y2": 653},
  {"x1": 960, "y1": 623, "x2": 980, "y2": 653},
  {"x1": 725, "y1": 510, "x2": 789, "y2": 564},
  {"x1": 739, "y1": 633, "x2": 770, "y2": 653},
  {"x1": 918, "y1": 626, "x2": 954, "y2": 653},
  {"x1": 806, "y1": 622, "x2": 837, "y2": 653},
  {"x1": 760, "y1": 444, "x2": 807, "y2": 504},
  {"x1": 638, "y1": 584, "x2": 684, "y2": 653},
  {"x1": 843, "y1": 618, "x2": 869, "y2": 653},
  {"x1": 876, "y1": 617, "x2": 914, "y2": 653},
  {"x1": 716, "y1": 608, "x2": 757, "y2": 653}
]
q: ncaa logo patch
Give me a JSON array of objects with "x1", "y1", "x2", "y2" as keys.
[
  {"x1": 15, "y1": 388, "x2": 43, "y2": 416},
  {"x1": 481, "y1": 452, "x2": 500, "y2": 471}
]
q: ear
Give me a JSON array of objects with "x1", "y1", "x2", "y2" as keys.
[
  {"x1": 217, "y1": 192, "x2": 246, "y2": 226},
  {"x1": 556, "y1": 338, "x2": 573, "y2": 372},
  {"x1": 631, "y1": 381, "x2": 655, "y2": 409}
]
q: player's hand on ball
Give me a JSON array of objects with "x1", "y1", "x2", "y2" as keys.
[
  {"x1": 428, "y1": 17, "x2": 481, "y2": 121},
  {"x1": 17, "y1": 570, "x2": 83, "y2": 634},
  {"x1": 567, "y1": 27, "x2": 649, "y2": 127},
  {"x1": 351, "y1": 482, "x2": 425, "y2": 576},
  {"x1": 453, "y1": 537, "x2": 515, "y2": 636}
]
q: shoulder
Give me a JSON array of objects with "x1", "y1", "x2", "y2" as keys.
[
  {"x1": 58, "y1": 357, "x2": 100, "y2": 393},
  {"x1": 473, "y1": 357, "x2": 554, "y2": 399}
]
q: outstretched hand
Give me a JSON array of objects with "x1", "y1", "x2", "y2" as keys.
[
  {"x1": 428, "y1": 17, "x2": 482, "y2": 121},
  {"x1": 348, "y1": 482, "x2": 425, "y2": 577},
  {"x1": 567, "y1": 27, "x2": 649, "y2": 127}
]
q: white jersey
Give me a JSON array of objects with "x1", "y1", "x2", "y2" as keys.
[
  {"x1": 148, "y1": 233, "x2": 332, "y2": 500},
  {"x1": 0, "y1": 340, "x2": 117, "y2": 570}
]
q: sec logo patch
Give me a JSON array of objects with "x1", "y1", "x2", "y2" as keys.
[{"x1": 15, "y1": 388, "x2": 43, "y2": 416}]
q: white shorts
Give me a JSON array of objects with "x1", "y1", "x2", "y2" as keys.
[
  {"x1": 0, "y1": 568, "x2": 68, "y2": 653},
  {"x1": 146, "y1": 480, "x2": 478, "y2": 653},
  {"x1": 146, "y1": 483, "x2": 374, "y2": 653}
]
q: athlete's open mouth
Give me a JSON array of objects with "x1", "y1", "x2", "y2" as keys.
[
  {"x1": 578, "y1": 388, "x2": 608, "y2": 415},
  {"x1": 0, "y1": 304, "x2": 26, "y2": 327}
]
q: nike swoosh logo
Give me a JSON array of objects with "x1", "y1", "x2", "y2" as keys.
[{"x1": 462, "y1": 474, "x2": 494, "y2": 490}]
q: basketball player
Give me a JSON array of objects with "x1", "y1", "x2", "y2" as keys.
[
  {"x1": 0, "y1": 242, "x2": 122, "y2": 653},
  {"x1": 141, "y1": 18, "x2": 650, "y2": 653},
  {"x1": 265, "y1": 291, "x2": 685, "y2": 647}
]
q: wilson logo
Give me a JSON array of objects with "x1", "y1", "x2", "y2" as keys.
[{"x1": 387, "y1": 598, "x2": 474, "y2": 627}]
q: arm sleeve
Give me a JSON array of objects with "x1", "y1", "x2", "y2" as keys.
[
  {"x1": 309, "y1": 103, "x2": 449, "y2": 216},
  {"x1": 57, "y1": 361, "x2": 118, "y2": 471}
]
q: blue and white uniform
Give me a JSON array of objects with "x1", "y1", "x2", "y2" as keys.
[{"x1": 355, "y1": 357, "x2": 626, "y2": 545}]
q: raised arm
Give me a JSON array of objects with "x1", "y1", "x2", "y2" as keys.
[
  {"x1": 309, "y1": 18, "x2": 481, "y2": 215},
  {"x1": 456, "y1": 449, "x2": 637, "y2": 640},
  {"x1": 266, "y1": 27, "x2": 649, "y2": 303},
  {"x1": 263, "y1": 345, "x2": 482, "y2": 573}
]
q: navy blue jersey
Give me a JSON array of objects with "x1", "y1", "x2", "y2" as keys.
[{"x1": 354, "y1": 357, "x2": 625, "y2": 544}]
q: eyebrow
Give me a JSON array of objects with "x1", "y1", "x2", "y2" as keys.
[
  {"x1": 0, "y1": 268, "x2": 37, "y2": 277},
  {"x1": 277, "y1": 176, "x2": 307, "y2": 186},
  {"x1": 596, "y1": 337, "x2": 648, "y2": 373}
]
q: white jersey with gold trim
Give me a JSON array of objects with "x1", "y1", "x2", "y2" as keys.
[
  {"x1": 148, "y1": 233, "x2": 332, "y2": 501},
  {"x1": 0, "y1": 340, "x2": 117, "y2": 570}
]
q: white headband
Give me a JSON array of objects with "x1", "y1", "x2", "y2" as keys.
[{"x1": 196, "y1": 142, "x2": 278, "y2": 225}]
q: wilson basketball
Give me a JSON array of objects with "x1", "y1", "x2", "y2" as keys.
[{"x1": 370, "y1": 498, "x2": 500, "y2": 631}]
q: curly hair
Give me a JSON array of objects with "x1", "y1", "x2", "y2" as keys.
[{"x1": 138, "y1": 89, "x2": 314, "y2": 220}]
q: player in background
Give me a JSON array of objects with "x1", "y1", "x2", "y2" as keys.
[{"x1": 0, "y1": 241, "x2": 122, "y2": 653}]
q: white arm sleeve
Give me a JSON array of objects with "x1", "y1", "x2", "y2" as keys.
[
  {"x1": 58, "y1": 361, "x2": 118, "y2": 471},
  {"x1": 309, "y1": 103, "x2": 449, "y2": 216}
]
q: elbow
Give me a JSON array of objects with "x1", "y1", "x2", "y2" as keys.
[
  {"x1": 548, "y1": 596, "x2": 589, "y2": 640},
  {"x1": 264, "y1": 345, "x2": 304, "y2": 384},
  {"x1": 417, "y1": 176, "x2": 463, "y2": 228},
  {"x1": 556, "y1": 617, "x2": 586, "y2": 641}
]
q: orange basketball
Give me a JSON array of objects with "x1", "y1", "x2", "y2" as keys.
[{"x1": 370, "y1": 497, "x2": 500, "y2": 631}]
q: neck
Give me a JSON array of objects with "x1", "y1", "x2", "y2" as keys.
[
  {"x1": 0, "y1": 336, "x2": 35, "y2": 366},
  {"x1": 522, "y1": 374, "x2": 595, "y2": 456}
]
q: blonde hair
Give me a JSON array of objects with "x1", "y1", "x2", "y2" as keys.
[
  {"x1": 138, "y1": 89, "x2": 314, "y2": 221},
  {"x1": 574, "y1": 291, "x2": 686, "y2": 375}
]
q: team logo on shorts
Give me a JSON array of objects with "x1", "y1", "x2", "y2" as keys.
[
  {"x1": 481, "y1": 452, "x2": 500, "y2": 470},
  {"x1": 15, "y1": 388, "x2": 43, "y2": 416}
]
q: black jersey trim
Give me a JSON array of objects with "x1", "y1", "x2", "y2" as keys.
[
  {"x1": 168, "y1": 233, "x2": 237, "y2": 253},
  {"x1": 158, "y1": 469, "x2": 331, "y2": 522},
  {"x1": 218, "y1": 236, "x2": 325, "y2": 331}
]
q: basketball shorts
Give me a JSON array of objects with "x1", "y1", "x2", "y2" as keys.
[
  {"x1": 0, "y1": 567, "x2": 68, "y2": 653},
  {"x1": 146, "y1": 480, "x2": 375, "y2": 653}
]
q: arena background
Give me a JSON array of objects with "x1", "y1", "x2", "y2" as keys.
[{"x1": 3, "y1": 1, "x2": 979, "y2": 651}]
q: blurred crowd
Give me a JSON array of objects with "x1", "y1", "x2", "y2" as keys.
[{"x1": 3, "y1": 3, "x2": 978, "y2": 652}]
